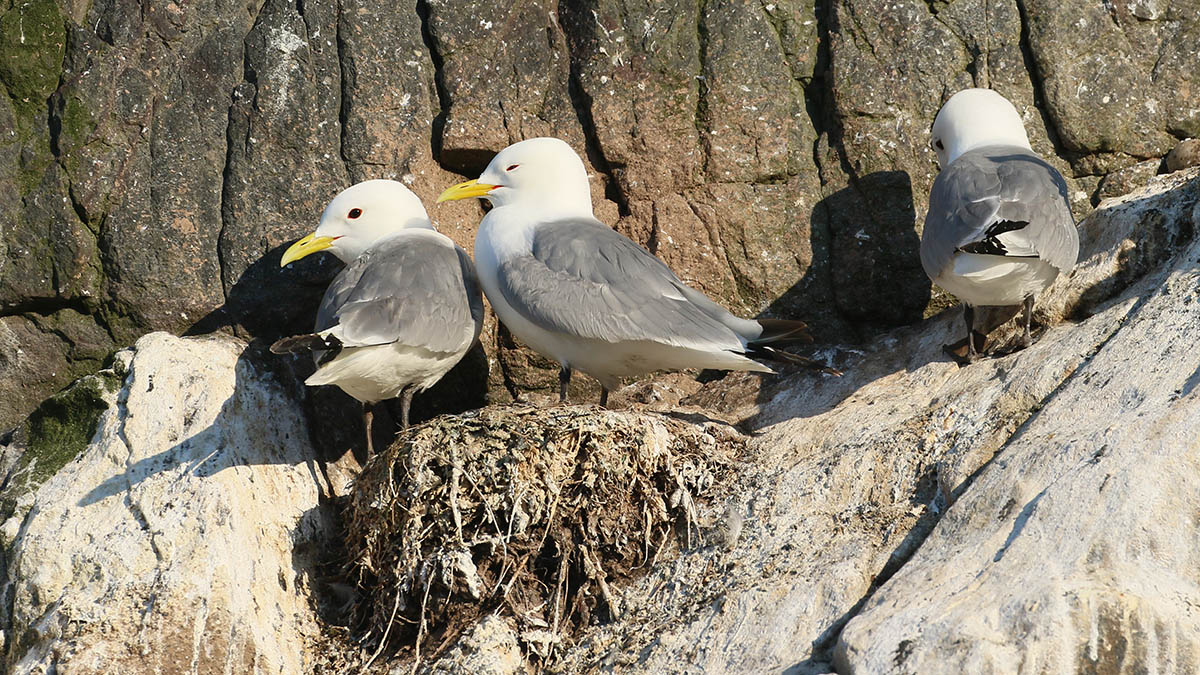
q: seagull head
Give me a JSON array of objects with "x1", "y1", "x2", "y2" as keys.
[
  {"x1": 436, "y1": 137, "x2": 594, "y2": 217},
  {"x1": 280, "y1": 179, "x2": 434, "y2": 266},
  {"x1": 930, "y1": 88, "x2": 1032, "y2": 166}
]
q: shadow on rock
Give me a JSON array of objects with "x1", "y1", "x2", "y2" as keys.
[
  {"x1": 76, "y1": 342, "x2": 340, "y2": 508},
  {"x1": 762, "y1": 169, "x2": 930, "y2": 344},
  {"x1": 76, "y1": 337, "x2": 489, "y2": 509},
  {"x1": 185, "y1": 241, "x2": 339, "y2": 342},
  {"x1": 723, "y1": 170, "x2": 930, "y2": 423}
]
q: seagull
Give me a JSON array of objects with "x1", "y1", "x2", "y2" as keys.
[
  {"x1": 271, "y1": 179, "x2": 483, "y2": 453},
  {"x1": 921, "y1": 89, "x2": 1079, "y2": 364},
  {"x1": 436, "y1": 137, "x2": 823, "y2": 406}
]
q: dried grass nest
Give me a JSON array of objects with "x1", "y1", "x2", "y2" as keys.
[{"x1": 344, "y1": 405, "x2": 744, "y2": 664}]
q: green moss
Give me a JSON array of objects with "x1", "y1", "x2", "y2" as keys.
[
  {"x1": 0, "y1": 372, "x2": 118, "y2": 521},
  {"x1": 0, "y1": 0, "x2": 67, "y2": 113},
  {"x1": 96, "y1": 305, "x2": 143, "y2": 348},
  {"x1": 55, "y1": 92, "x2": 95, "y2": 160},
  {"x1": 13, "y1": 131, "x2": 53, "y2": 195},
  {"x1": 26, "y1": 375, "x2": 113, "y2": 483},
  {"x1": 0, "y1": 0, "x2": 68, "y2": 196}
]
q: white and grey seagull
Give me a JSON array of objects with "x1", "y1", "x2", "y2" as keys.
[
  {"x1": 921, "y1": 88, "x2": 1079, "y2": 364},
  {"x1": 271, "y1": 179, "x2": 483, "y2": 453},
  {"x1": 436, "y1": 137, "x2": 824, "y2": 406}
]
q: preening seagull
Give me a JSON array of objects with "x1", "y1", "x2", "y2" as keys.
[
  {"x1": 271, "y1": 179, "x2": 483, "y2": 453},
  {"x1": 436, "y1": 137, "x2": 822, "y2": 406},
  {"x1": 921, "y1": 89, "x2": 1079, "y2": 363}
]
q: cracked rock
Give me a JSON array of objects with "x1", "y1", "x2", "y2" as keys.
[{"x1": 0, "y1": 332, "x2": 346, "y2": 673}]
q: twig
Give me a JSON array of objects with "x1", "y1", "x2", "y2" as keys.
[
  {"x1": 581, "y1": 544, "x2": 621, "y2": 620},
  {"x1": 461, "y1": 469, "x2": 513, "y2": 594},
  {"x1": 358, "y1": 591, "x2": 401, "y2": 675},
  {"x1": 548, "y1": 543, "x2": 570, "y2": 663},
  {"x1": 635, "y1": 504, "x2": 651, "y2": 569},
  {"x1": 449, "y1": 463, "x2": 464, "y2": 545},
  {"x1": 411, "y1": 571, "x2": 435, "y2": 675}
]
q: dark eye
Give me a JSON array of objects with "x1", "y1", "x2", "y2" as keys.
[
  {"x1": 348, "y1": 208, "x2": 362, "y2": 219},
  {"x1": 506, "y1": 164, "x2": 519, "y2": 172},
  {"x1": 934, "y1": 139, "x2": 944, "y2": 151}
]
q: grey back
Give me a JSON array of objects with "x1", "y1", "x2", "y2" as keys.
[
  {"x1": 921, "y1": 146, "x2": 1078, "y2": 279},
  {"x1": 316, "y1": 232, "x2": 483, "y2": 354}
]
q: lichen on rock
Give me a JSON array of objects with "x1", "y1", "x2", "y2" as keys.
[
  {"x1": 345, "y1": 405, "x2": 745, "y2": 665},
  {"x1": 0, "y1": 354, "x2": 125, "y2": 525}
]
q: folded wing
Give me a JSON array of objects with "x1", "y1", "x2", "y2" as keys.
[
  {"x1": 317, "y1": 232, "x2": 483, "y2": 355},
  {"x1": 496, "y1": 219, "x2": 761, "y2": 352},
  {"x1": 921, "y1": 148, "x2": 1078, "y2": 280}
]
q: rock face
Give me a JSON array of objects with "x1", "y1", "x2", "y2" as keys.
[
  {"x1": 0, "y1": 332, "x2": 352, "y2": 673},
  {"x1": 0, "y1": 170, "x2": 1196, "y2": 673},
  {"x1": 3, "y1": 0, "x2": 1198, "y2": 424},
  {"x1": 547, "y1": 167, "x2": 1200, "y2": 673},
  {"x1": 834, "y1": 262, "x2": 1200, "y2": 669},
  {"x1": 2, "y1": 0, "x2": 1199, "y2": 671}
]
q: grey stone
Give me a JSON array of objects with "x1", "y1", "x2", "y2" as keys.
[
  {"x1": 1167, "y1": 138, "x2": 1200, "y2": 173},
  {"x1": 834, "y1": 171, "x2": 1200, "y2": 675},
  {"x1": 1023, "y1": 0, "x2": 1183, "y2": 166},
  {"x1": 1095, "y1": 158, "x2": 1161, "y2": 201},
  {"x1": 544, "y1": 168, "x2": 1200, "y2": 673}
]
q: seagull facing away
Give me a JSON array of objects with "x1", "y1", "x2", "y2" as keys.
[
  {"x1": 436, "y1": 137, "x2": 821, "y2": 406},
  {"x1": 271, "y1": 179, "x2": 483, "y2": 453},
  {"x1": 921, "y1": 89, "x2": 1079, "y2": 364}
]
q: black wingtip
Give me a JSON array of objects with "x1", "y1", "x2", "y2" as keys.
[
  {"x1": 269, "y1": 334, "x2": 342, "y2": 355},
  {"x1": 958, "y1": 219, "x2": 1034, "y2": 256},
  {"x1": 753, "y1": 345, "x2": 842, "y2": 376},
  {"x1": 755, "y1": 318, "x2": 814, "y2": 345}
]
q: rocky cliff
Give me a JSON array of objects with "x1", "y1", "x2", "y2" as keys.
[
  {"x1": 1, "y1": 0, "x2": 1199, "y2": 673},
  {"x1": 3, "y1": 0, "x2": 1198, "y2": 424},
  {"x1": 1, "y1": 167, "x2": 1196, "y2": 673}
]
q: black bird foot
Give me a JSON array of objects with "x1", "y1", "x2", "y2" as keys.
[
  {"x1": 942, "y1": 331, "x2": 988, "y2": 366},
  {"x1": 990, "y1": 330, "x2": 1041, "y2": 357}
]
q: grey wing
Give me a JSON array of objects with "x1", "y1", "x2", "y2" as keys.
[
  {"x1": 455, "y1": 243, "x2": 486, "y2": 342},
  {"x1": 496, "y1": 219, "x2": 756, "y2": 349},
  {"x1": 316, "y1": 234, "x2": 479, "y2": 354},
  {"x1": 921, "y1": 148, "x2": 1079, "y2": 278}
]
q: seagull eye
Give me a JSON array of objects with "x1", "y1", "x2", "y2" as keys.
[
  {"x1": 506, "y1": 164, "x2": 520, "y2": 172},
  {"x1": 934, "y1": 139, "x2": 944, "y2": 151},
  {"x1": 348, "y1": 208, "x2": 362, "y2": 219}
]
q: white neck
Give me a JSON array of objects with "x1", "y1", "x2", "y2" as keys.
[{"x1": 945, "y1": 129, "x2": 1032, "y2": 164}]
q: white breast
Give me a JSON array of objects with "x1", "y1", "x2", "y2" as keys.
[
  {"x1": 305, "y1": 343, "x2": 460, "y2": 403},
  {"x1": 474, "y1": 211, "x2": 571, "y2": 364}
]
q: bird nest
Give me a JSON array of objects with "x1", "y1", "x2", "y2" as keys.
[{"x1": 344, "y1": 405, "x2": 743, "y2": 666}]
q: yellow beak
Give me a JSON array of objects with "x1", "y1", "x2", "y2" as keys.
[
  {"x1": 436, "y1": 179, "x2": 498, "y2": 203},
  {"x1": 280, "y1": 233, "x2": 336, "y2": 267}
]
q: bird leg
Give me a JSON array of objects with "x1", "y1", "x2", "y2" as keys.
[
  {"x1": 399, "y1": 386, "x2": 414, "y2": 430},
  {"x1": 599, "y1": 387, "x2": 609, "y2": 408},
  {"x1": 964, "y1": 304, "x2": 979, "y2": 363},
  {"x1": 362, "y1": 402, "x2": 375, "y2": 456},
  {"x1": 559, "y1": 366, "x2": 571, "y2": 404},
  {"x1": 944, "y1": 304, "x2": 985, "y2": 366},
  {"x1": 1020, "y1": 295, "x2": 1035, "y2": 349}
]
